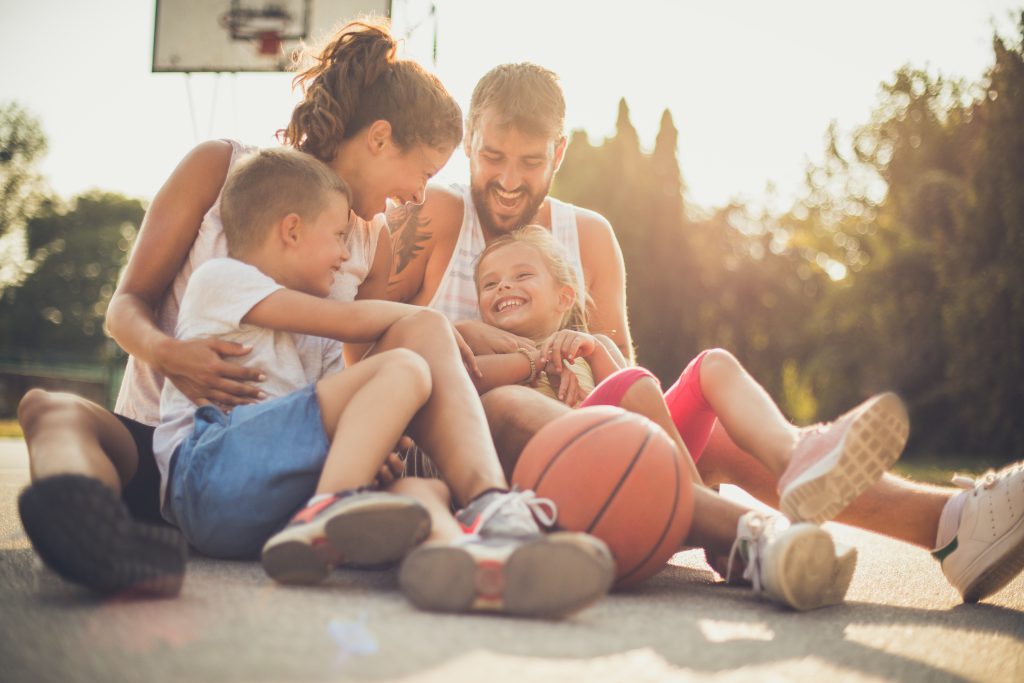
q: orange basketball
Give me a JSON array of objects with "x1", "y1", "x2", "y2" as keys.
[{"x1": 512, "y1": 406, "x2": 694, "y2": 588}]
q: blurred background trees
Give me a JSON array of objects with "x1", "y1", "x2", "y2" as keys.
[
  {"x1": 0, "y1": 18, "x2": 1021, "y2": 461},
  {"x1": 554, "y1": 16, "x2": 1024, "y2": 461}
]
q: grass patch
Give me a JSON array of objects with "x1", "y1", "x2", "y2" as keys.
[
  {"x1": 0, "y1": 420, "x2": 23, "y2": 439},
  {"x1": 893, "y1": 453, "x2": 1003, "y2": 485}
]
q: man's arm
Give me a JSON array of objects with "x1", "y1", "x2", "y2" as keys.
[{"x1": 576, "y1": 209, "x2": 634, "y2": 364}]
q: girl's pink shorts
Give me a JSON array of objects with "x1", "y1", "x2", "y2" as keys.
[{"x1": 580, "y1": 349, "x2": 717, "y2": 461}]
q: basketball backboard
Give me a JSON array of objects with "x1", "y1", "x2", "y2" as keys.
[{"x1": 153, "y1": 0, "x2": 392, "y2": 72}]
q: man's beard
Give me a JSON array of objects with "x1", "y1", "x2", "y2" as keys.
[{"x1": 470, "y1": 180, "x2": 549, "y2": 239}]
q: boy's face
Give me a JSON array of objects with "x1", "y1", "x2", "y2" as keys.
[
  {"x1": 291, "y1": 192, "x2": 351, "y2": 297},
  {"x1": 476, "y1": 242, "x2": 572, "y2": 339},
  {"x1": 466, "y1": 108, "x2": 566, "y2": 241}
]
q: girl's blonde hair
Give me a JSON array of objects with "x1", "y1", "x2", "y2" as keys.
[{"x1": 474, "y1": 225, "x2": 590, "y2": 332}]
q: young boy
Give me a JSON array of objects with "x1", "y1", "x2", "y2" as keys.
[
  {"x1": 153, "y1": 149, "x2": 614, "y2": 618},
  {"x1": 153, "y1": 148, "x2": 437, "y2": 580}
]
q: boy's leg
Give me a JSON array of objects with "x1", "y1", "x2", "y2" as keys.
[
  {"x1": 314, "y1": 348, "x2": 432, "y2": 492},
  {"x1": 16, "y1": 389, "x2": 185, "y2": 596},
  {"x1": 361, "y1": 310, "x2": 507, "y2": 505},
  {"x1": 262, "y1": 350, "x2": 433, "y2": 583}
]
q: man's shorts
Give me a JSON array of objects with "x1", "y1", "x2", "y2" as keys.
[
  {"x1": 165, "y1": 383, "x2": 330, "y2": 560},
  {"x1": 114, "y1": 414, "x2": 163, "y2": 523}
]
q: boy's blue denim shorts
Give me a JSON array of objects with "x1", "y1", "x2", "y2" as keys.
[{"x1": 165, "y1": 383, "x2": 330, "y2": 559}]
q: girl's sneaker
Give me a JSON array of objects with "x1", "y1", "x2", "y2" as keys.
[
  {"x1": 261, "y1": 489, "x2": 430, "y2": 585},
  {"x1": 726, "y1": 511, "x2": 856, "y2": 611},
  {"x1": 18, "y1": 474, "x2": 187, "y2": 597},
  {"x1": 933, "y1": 462, "x2": 1024, "y2": 602},
  {"x1": 398, "y1": 531, "x2": 614, "y2": 618},
  {"x1": 779, "y1": 392, "x2": 909, "y2": 524}
]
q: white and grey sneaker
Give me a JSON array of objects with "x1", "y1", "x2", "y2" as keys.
[
  {"x1": 455, "y1": 488, "x2": 555, "y2": 537},
  {"x1": 933, "y1": 462, "x2": 1024, "y2": 603},
  {"x1": 398, "y1": 531, "x2": 614, "y2": 618},
  {"x1": 399, "y1": 488, "x2": 614, "y2": 617},
  {"x1": 726, "y1": 511, "x2": 856, "y2": 611}
]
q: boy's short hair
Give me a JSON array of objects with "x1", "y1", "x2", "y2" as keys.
[
  {"x1": 220, "y1": 147, "x2": 350, "y2": 256},
  {"x1": 467, "y1": 63, "x2": 565, "y2": 142}
]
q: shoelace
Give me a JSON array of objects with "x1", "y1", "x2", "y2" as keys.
[
  {"x1": 473, "y1": 489, "x2": 558, "y2": 534},
  {"x1": 725, "y1": 513, "x2": 766, "y2": 592},
  {"x1": 953, "y1": 470, "x2": 999, "y2": 494}
]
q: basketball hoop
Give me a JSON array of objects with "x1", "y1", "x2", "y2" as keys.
[{"x1": 257, "y1": 31, "x2": 283, "y2": 56}]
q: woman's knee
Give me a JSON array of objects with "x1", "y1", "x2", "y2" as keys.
[
  {"x1": 620, "y1": 376, "x2": 665, "y2": 409},
  {"x1": 18, "y1": 389, "x2": 86, "y2": 435},
  {"x1": 392, "y1": 308, "x2": 449, "y2": 341}
]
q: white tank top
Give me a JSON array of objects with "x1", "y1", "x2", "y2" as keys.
[
  {"x1": 429, "y1": 183, "x2": 585, "y2": 323},
  {"x1": 114, "y1": 139, "x2": 383, "y2": 426}
]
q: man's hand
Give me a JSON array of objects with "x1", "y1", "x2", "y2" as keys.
[
  {"x1": 455, "y1": 319, "x2": 535, "y2": 355},
  {"x1": 157, "y1": 337, "x2": 264, "y2": 407}
]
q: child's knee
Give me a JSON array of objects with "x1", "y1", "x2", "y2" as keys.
[
  {"x1": 380, "y1": 348, "x2": 432, "y2": 400},
  {"x1": 698, "y1": 348, "x2": 740, "y2": 380}
]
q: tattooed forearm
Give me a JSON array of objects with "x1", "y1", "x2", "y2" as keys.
[{"x1": 387, "y1": 203, "x2": 432, "y2": 276}]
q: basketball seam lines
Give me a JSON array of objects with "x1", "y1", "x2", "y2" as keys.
[
  {"x1": 586, "y1": 429, "x2": 653, "y2": 536},
  {"x1": 618, "y1": 428, "x2": 683, "y2": 583},
  {"x1": 532, "y1": 412, "x2": 633, "y2": 492}
]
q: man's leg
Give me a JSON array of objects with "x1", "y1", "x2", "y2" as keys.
[{"x1": 699, "y1": 422, "x2": 949, "y2": 548}]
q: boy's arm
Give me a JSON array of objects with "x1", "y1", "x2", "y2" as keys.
[{"x1": 243, "y1": 289, "x2": 420, "y2": 343}]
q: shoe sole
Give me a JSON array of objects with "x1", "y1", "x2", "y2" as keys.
[
  {"x1": 781, "y1": 393, "x2": 909, "y2": 524},
  {"x1": 262, "y1": 496, "x2": 430, "y2": 585},
  {"x1": 763, "y1": 524, "x2": 857, "y2": 610},
  {"x1": 398, "y1": 534, "x2": 614, "y2": 618},
  {"x1": 18, "y1": 476, "x2": 186, "y2": 597},
  {"x1": 959, "y1": 510, "x2": 1024, "y2": 603}
]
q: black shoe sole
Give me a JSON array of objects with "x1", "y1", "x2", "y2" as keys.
[{"x1": 18, "y1": 474, "x2": 187, "y2": 597}]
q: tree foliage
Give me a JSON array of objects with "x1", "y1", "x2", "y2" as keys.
[{"x1": 554, "y1": 15, "x2": 1024, "y2": 460}]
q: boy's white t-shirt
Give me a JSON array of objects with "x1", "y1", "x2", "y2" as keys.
[{"x1": 152, "y1": 257, "x2": 344, "y2": 506}]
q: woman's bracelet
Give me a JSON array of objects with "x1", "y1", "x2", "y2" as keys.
[{"x1": 516, "y1": 347, "x2": 537, "y2": 384}]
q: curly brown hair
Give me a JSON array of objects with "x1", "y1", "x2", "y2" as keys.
[{"x1": 279, "y1": 19, "x2": 462, "y2": 162}]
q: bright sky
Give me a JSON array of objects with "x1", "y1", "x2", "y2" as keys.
[{"x1": 1, "y1": 0, "x2": 1020, "y2": 211}]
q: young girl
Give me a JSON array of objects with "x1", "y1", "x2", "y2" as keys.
[
  {"x1": 468, "y1": 225, "x2": 913, "y2": 610},
  {"x1": 473, "y1": 225, "x2": 910, "y2": 524}
]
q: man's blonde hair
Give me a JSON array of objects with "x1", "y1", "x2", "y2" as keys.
[
  {"x1": 474, "y1": 225, "x2": 589, "y2": 332},
  {"x1": 467, "y1": 63, "x2": 565, "y2": 142},
  {"x1": 220, "y1": 147, "x2": 350, "y2": 256}
]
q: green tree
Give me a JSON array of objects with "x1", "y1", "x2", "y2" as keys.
[
  {"x1": 0, "y1": 102, "x2": 49, "y2": 289},
  {"x1": 0, "y1": 191, "x2": 142, "y2": 362}
]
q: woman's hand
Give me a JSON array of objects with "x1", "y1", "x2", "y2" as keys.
[
  {"x1": 455, "y1": 319, "x2": 535, "y2": 355},
  {"x1": 156, "y1": 337, "x2": 265, "y2": 407},
  {"x1": 539, "y1": 330, "x2": 598, "y2": 370}
]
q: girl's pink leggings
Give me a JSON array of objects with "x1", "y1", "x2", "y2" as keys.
[{"x1": 579, "y1": 349, "x2": 717, "y2": 462}]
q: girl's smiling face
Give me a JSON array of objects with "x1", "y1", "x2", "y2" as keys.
[{"x1": 476, "y1": 242, "x2": 574, "y2": 340}]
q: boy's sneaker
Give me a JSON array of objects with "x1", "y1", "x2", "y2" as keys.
[
  {"x1": 261, "y1": 489, "x2": 430, "y2": 585},
  {"x1": 398, "y1": 531, "x2": 614, "y2": 618},
  {"x1": 726, "y1": 511, "x2": 856, "y2": 611},
  {"x1": 455, "y1": 488, "x2": 556, "y2": 538},
  {"x1": 933, "y1": 462, "x2": 1024, "y2": 603},
  {"x1": 779, "y1": 392, "x2": 909, "y2": 524},
  {"x1": 18, "y1": 474, "x2": 187, "y2": 597}
]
